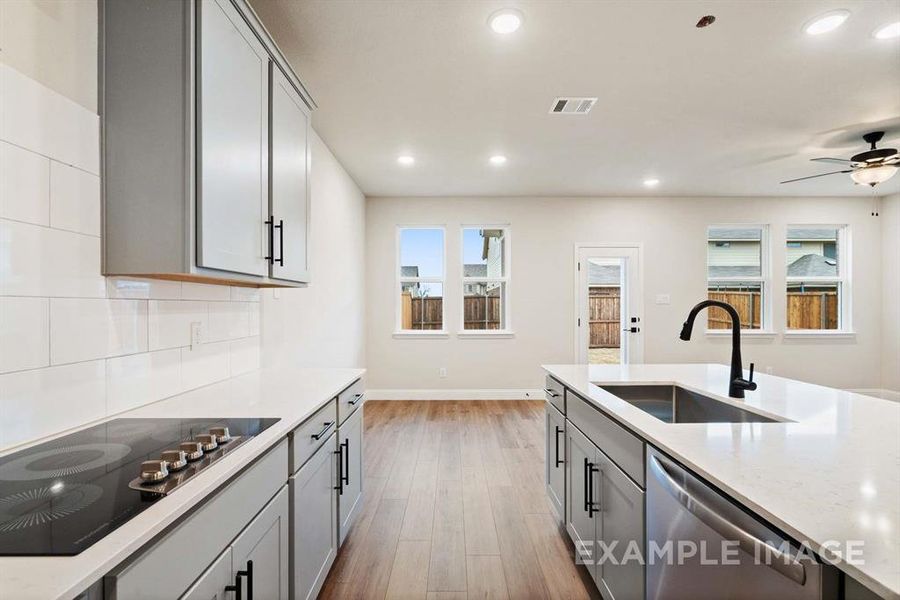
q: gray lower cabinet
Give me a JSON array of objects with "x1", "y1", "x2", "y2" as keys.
[
  {"x1": 338, "y1": 401, "x2": 364, "y2": 544},
  {"x1": 290, "y1": 432, "x2": 338, "y2": 600},
  {"x1": 566, "y1": 422, "x2": 645, "y2": 600},
  {"x1": 545, "y1": 401, "x2": 566, "y2": 525},
  {"x1": 232, "y1": 486, "x2": 290, "y2": 599},
  {"x1": 181, "y1": 547, "x2": 233, "y2": 600}
]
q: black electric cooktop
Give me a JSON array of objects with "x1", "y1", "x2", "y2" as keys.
[{"x1": 0, "y1": 417, "x2": 279, "y2": 556}]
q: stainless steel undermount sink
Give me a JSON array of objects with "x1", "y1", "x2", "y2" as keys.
[{"x1": 597, "y1": 384, "x2": 786, "y2": 424}]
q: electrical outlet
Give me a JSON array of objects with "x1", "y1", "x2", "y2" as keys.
[
  {"x1": 190, "y1": 322, "x2": 203, "y2": 349},
  {"x1": 655, "y1": 293, "x2": 671, "y2": 305},
  {"x1": 439, "y1": 367, "x2": 447, "y2": 378}
]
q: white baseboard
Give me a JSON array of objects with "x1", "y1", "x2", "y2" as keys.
[
  {"x1": 366, "y1": 388, "x2": 544, "y2": 401},
  {"x1": 848, "y1": 388, "x2": 900, "y2": 402}
]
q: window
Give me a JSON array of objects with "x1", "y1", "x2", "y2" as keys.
[
  {"x1": 785, "y1": 226, "x2": 847, "y2": 331},
  {"x1": 398, "y1": 228, "x2": 444, "y2": 331},
  {"x1": 461, "y1": 227, "x2": 509, "y2": 331},
  {"x1": 706, "y1": 226, "x2": 768, "y2": 330}
]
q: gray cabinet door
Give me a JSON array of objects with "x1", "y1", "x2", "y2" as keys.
[
  {"x1": 595, "y1": 451, "x2": 645, "y2": 600},
  {"x1": 338, "y1": 402, "x2": 364, "y2": 544},
  {"x1": 545, "y1": 402, "x2": 566, "y2": 525},
  {"x1": 269, "y1": 64, "x2": 310, "y2": 283},
  {"x1": 197, "y1": 0, "x2": 269, "y2": 276},
  {"x1": 291, "y1": 432, "x2": 338, "y2": 600},
  {"x1": 232, "y1": 486, "x2": 290, "y2": 600},
  {"x1": 180, "y1": 547, "x2": 233, "y2": 600},
  {"x1": 566, "y1": 423, "x2": 599, "y2": 579}
]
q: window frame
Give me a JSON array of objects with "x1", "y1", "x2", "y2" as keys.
[
  {"x1": 458, "y1": 225, "x2": 513, "y2": 337},
  {"x1": 395, "y1": 225, "x2": 448, "y2": 336},
  {"x1": 784, "y1": 224, "x2": 851, "y2": 335},
  {"x1": 705, "y1": 224, "x2": 773, "y2": 334}
]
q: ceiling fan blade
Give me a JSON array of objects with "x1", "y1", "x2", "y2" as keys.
[
  {"x1": 780, "y1": 169, "x2": 853, "y2": 184},
  {"x1": 810, "y1": 157, "x2": 852, "y2": 165}
]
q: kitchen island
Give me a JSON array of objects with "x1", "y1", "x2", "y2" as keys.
[
  {"x1": 543, "y1": 363, "x2": 900, "y2": 599},
  {"x1": 0, "y1": 363, "x2": 364, "y2": 600}
]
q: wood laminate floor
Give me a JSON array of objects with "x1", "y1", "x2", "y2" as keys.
[{"x1": 319, "y1": 400, "x2": 599, "y2": 600}]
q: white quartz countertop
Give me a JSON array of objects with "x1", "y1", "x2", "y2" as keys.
[
  {"x1": 543, "y1": 363, "x2": 900, "y2": 600},
  {"x1": 0, "y1": 363, "x2": 365, "y2": 600}
]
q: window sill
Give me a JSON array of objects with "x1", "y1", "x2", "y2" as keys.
[
  {"x1": 783, "y1": 330, "x2": 856, "y2": 340},
  {"x1": 392, "y1": 330, "x2": 449, "y2": 339},
  {"x1": 457, "y1": 330, "x2": 516, "y2": 339},
  {"x1": 705, "y1": 330, "x2": 777, "y2": 338}
]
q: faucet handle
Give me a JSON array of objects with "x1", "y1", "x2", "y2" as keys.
[{"x1": 748, "y1": 362, "x2": 755, "y2": 382}]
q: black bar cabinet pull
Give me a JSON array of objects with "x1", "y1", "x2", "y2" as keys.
[
  {"x1": 311, "y1": 421, "x2": 335, "y2": 441},
  {"x1": 554, "y1": 426, "x2": 564, "y2": 467},
  {"x1": 244, "y1": 560, "x2": 254, "y2": 600},
  {"x1": 264, "y1": 218, "x2": 275, "y2": 264},
  {"x1": 334, "y1": 444, "x2": 344, "y2": 494},
  {"x1": 587, "y1": 463, "x2": 600, "y2": 518},
  {"x1": 341, "y1": 439, "x2": 350, "y2": 486},
  {"x1": 348, "y1": 393, "x2": 363, "y2": 406},
  {"x1": 583, "y1": 458, "x2": 589, "y2": 513},
  {"x1": 225, "y1": 570, "x2": 243, "y2": 600},
  {"x1": 274, "y1": 219, "x2": 284, "y2": 266}
]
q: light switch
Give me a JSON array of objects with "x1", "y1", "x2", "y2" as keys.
[{"x1": 655, "y1": 294, "x2": 671, "y2": 305}]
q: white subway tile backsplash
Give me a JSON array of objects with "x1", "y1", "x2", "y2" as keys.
[
  {"x1": 0, "y1": 219, "x2": 105, "y2": 297},
  {"x1": 49, "y1": 160, "x2": 101, "y2": 236},
  {"x1": 148, "y1": 300, "x2": 207, "y2": 350},
  {"x1": 106, "y1": 277, "x2": 183, "y2": 300},
  {"x1": 0, "y1": 140, "x2": 49, "y2": 226},
  {"x1": 0, "y1": 360, "x2": 106, "y2": 449},
  {"x1": 182, "y1": 282, "x2": 230, "y2": 301},
  {"x1": 208, "y1": 302, "x2": 250, "y2": 342},
  {"x1": 230, "y1": 286, "x2": 261, "y2": 302},
  {"x1": 229, "y1": 336, "x2": 260, "y2": 376},
  {"x1": 0, "y1": 297, "x2": 49, "y2": 373},
  {"x1": 50, "y1": 298, "x2": 148, "y2": 364},
  {"x1": 182, "y1": 341, "x2": 229, "y2": 391},
  {"x1": 249, "y1": 302, "x2": 261, "y2": 336},
  {"x1": 0, "y1": 64, "x2": 100, "y2": 175},
  {"x1": 106, "y1": 349, "x2": 182, "y2": 415}
]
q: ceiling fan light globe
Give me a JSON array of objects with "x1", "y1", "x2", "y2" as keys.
[{"x1": 850, "y1": 165, "x2": 898, "y2": 187}]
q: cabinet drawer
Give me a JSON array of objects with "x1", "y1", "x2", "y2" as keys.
[
  {"x1": 567, "y1": 391, "x2": 644, "y2": 487},
  {"x1": 106, "y1": 440, "x2": 288, "y2": 599},
  {"x1": 290, "y1": 399, "x2": 337, "y2": 474},
  {"x1": 544, "y1": 375, "x2": 565, "y2": 413},
  {"x1": 337, "y1": 378, "x2": 365, "y2": 425}
]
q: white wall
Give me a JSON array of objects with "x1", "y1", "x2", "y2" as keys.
[
  {"x1": 366, "y1": 195, "x2": 888, "y2": 393},
  {"x1": 0, "y1": 65, "x2": 261, "y2": 450},
  {"x1": 261, "y1": 131, "x2": 367, "y2": 368},
  {"x1": 882, "y1": 194, "x2": 900, "y2": 393}
]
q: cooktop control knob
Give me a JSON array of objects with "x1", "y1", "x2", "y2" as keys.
[
  {"x1": 161, "y1": 449, "x2": 187, "y2": 471},
  {"x1": 179, "y1": 441, "x2": 204, "y2": 461},
  {"x1": 140, "y1": 460, "x2": 169, "y2": 483},
  {"x1": 209, "y1": 426, "x2": 232, "y2": 444},
  {"x1": 196, "y1": 434, "x2": 218, "y2": 452}
]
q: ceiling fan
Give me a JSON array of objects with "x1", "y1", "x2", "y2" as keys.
[{"x1": 780, "y1": 131, "x2": 899, "y2": 187}]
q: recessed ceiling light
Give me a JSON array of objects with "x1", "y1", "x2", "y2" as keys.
[
  {"x1": 488, "y1": 9, "x2": 523, "y2": 35},
  {"x1": 397, "y1": 155, "x2": 415, "y2": 166},
  {"x1": 804, "y1": 10, "x2": 850, "y2": 35},
  {"x1": 874, "y1": 21, "x2": 900, "y2": 40},
  {"x1": 643, "y1": 178, "x2": 660, "y2": 188},
  {"x1": 489, "y1": 155, "x2": 507, "y2": 166}
]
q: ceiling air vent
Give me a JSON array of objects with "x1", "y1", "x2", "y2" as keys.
[{"x1": 549, "y1": 97, "x2": 597, "y2": 115}]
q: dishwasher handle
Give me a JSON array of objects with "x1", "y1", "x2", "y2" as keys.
[{"x1": 648, "y1": 452, "x2": 807, "y2": 587}]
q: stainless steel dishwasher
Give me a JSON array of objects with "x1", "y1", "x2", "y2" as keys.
[{"x1": 646, "y1": 448, "x2": 838, "y2": 599}]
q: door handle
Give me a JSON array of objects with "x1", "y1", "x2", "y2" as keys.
[
  {"x1": 274, "y1": 219, "x2": 284, "y2": 266},
  {"x1": 311, "y1": 421, "x2": 335, "y2": 441},
  {"x1": 544, "y1": 388, "x2": 560, "y2": 398},
  {"x1": 264, "y1": 218, "x2": 275, "y2": 265},
  {"x1": 225, "y1": 565, "x2": 245, "y2": 600},
  {"x1": 341, "y1": 439, "x2": 350, "y2": 486},
  {"x1": 348, "y1": 393, "x2": 363, "y2": 406},
  {"x1": 583, "y1": 458, "x2": 590, "y2": 513},
  {"x1": 623, "y1": 326, "x2": 640, "y2": 333},
  {"x1": 554, "y1": 426, "x2": 564, "y2": 467},
  {"x1": 233, "y1": 561, "x2": 253, "y2": 600},
  {"x1": 587, "y1": 463, "x2": 600, "y2": 517},
  {"x1": 334, "y1": 444, "x2": 344, "y2": 494}
]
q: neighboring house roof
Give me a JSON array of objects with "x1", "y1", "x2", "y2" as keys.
[
  {"x1": 588, "y1": 263, "x2": 621, "y2": 286},
  {"x1": 708, "y1": 228, "x2": 761, "y2": 241},
  {"x1": 401, "y1": 266, "x2": 419, "y2": 277},
  {"x1": 786, "y1": 228, "x2": 837, "y2": 241},
  {"x1": 787, "y1": 254, "x2": 837, "y2": 277},
  {"x1": 464, "y1": 264, "x2": 487, "y2": 277}
]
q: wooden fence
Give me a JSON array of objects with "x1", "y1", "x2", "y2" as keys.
[
  {"x1": 464, "y1": 295, "x2": 501, "y2": 330},
  {"x1": 707, "y1": 290, "x2": 838, "y2": 330},
  {"x1": 589, "y1": 287, "x2": 620, "y2": 348},
  {"x1": 401, "y1": 293, "x2": 443, "y2": 330}
]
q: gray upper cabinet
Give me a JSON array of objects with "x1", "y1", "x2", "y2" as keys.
[
  {"x1": 269, "y1": 64, "x2": 311, "y2": 283},
  {"x1": 197, "y1": 0, "x2": 269, "y2": 277},
  {"x1": 101, "y1": 0, "x2": 315, "y2": 288}
]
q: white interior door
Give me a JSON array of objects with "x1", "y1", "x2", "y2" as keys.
[{"x1": 576, "y1": 246, "x2": 643, "y2": 365}]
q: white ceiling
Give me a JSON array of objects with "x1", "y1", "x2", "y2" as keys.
[{"x1": 250, "y1": 0, "x2": 900, "y2": 198}]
